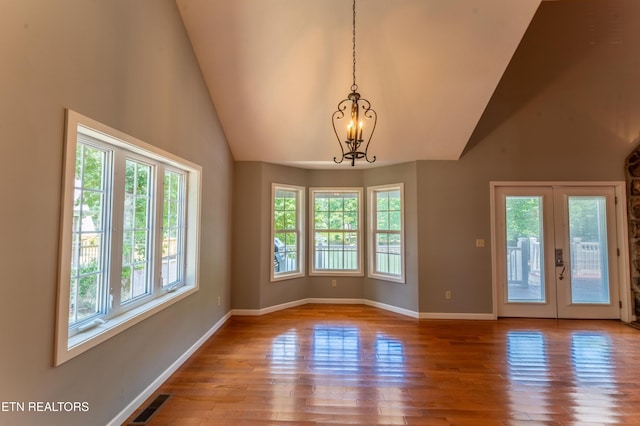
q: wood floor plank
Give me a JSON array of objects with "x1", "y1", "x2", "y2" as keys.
[{"x1": 124, "y1": 304, "x2": 640, "y2": 425}]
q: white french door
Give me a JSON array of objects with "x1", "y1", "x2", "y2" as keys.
[{"x1": 494, "y1": 184, "x2": 623, "y2": 319}]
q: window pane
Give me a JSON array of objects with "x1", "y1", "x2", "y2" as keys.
[
  {"x1": 274, "y1": 211, "x2": 285, "y2": 230},
  {"x1": 69, "y1": 143, "x2": 109, "y2": 326},
  {"x1": 370, "y1": 187, "x2": 403, "y2": 279},
  {"x1": 312, "y1": 190, "x2": 361, "y2": 272},
  {"x1": 389, "y1": 211, "x2": 401, "y2": 231},
  {"x1": 314, "y1": 211, "x2": 329, "y2": 230},
  {"x1": 344, "y1": 196, "x2": 358, "y2": 212},
  {"x1": 284, "y1": 211, "x2": 296, "y2": 230},
  {"x1": 76, "y1": 273, "x2": 100, "y2": 321},
  {"x1": 162, "y1": 170, "x2": 185, "y2": 288},
  {"x1": 376, "y1": 233, "x2": 390, "y2": 274},
  {"x1": 329, "y1": 212, "x2": 344, "y2": 230},
  {"x1": 315, "y1": 195, "x2": 329, "y2": 212},
  {"x1": 377, "y1": 192, "x2": 388, "y2": 211},
  {"x1": 121, "y1": 160, "x2": 152, "y2": 303},
  {"x1": 314, "y1": 231, "x2": 329, "y2": 269},
  {"x1": 344, "y1": 211, "x2": 358, "y2": 229},
  {"x1": 377, "y1": 210, "x2": 389, "y2": 231},
  {"x1": 273, "y1": 186, "x2": 302, "y2": 277},
  {"x1": 329, "y1": 196, "x2": 344, "y2": 212},
  {"x1": 274, "y1": 232, "x2": 298, "y2": 273}
]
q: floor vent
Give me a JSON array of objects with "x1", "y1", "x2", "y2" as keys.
[{"x1": 129, "y1": 394, "x2": 171, "y2": 425}]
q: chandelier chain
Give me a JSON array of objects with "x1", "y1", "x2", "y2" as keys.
[{"x1": 352, "y1": 0, "x2": 357, "y2": 90}]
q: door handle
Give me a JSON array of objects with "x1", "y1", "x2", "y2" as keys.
[
  {"x1": 558, "y1": 266, "x2": 566, "y2": 280},
  {"x1": 555, "y1": 248, "x2": 564, "y2": 267}
]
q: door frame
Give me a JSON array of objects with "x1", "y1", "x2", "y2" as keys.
[{"x1": 490, "y1": 181, "x2": 633, "y2": 322}]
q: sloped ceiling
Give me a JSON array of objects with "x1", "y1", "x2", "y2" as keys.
[{"x1": 176, "y1": 0, "x2": 541, "y2": 168}]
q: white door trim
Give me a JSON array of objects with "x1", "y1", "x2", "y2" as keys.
[{"x1": 490, "y1": 181, "x2": 633, "y2": 322}]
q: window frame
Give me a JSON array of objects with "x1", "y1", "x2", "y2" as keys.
[
  {"x1": 309, "y1": 187, "x2": 363, "y2": 276},
  {"x1": 270, "y1": 183, "x2": 306, "y2": 282},
  {"x1": 55, "y1": 109, "x2": 202, "y2": 366},
  {"x1": 367, "y1": 183, "x2": 405, "y2": 283},
  {"x1": 161, "y1": 167, "x2": 187, "y2": 289}
]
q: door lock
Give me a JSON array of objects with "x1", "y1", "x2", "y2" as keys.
[{"x1": 555, "y1": 248, "x2": 564, "y2": 267}]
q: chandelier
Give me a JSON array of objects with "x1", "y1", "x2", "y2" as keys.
[{"x1": 332, "y1": 0, "x2": 377, "y2": 166}]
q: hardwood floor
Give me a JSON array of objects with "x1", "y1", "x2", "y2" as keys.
[{"x1": 124, "y1": 304, "x2": 640, "y2": 425}]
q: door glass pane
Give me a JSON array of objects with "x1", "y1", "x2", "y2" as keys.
[
  {"x1": 505, "y1": 196, "x2": 545, "y2": 302},
  {"x1": 568, "y1": 196, "x2": 609, "y2": 304}
]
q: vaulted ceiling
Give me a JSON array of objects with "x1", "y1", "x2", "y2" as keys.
[{"x1": 176, "y1": 0, "x2": 542, "y2": 168}]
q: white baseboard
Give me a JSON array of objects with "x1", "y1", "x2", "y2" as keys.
[
  {"x1": 363, "y1": 299, "x2": 419, "y2": 318},
  {"x1": 232, "y1": 298, "x2": 366, "y2": 316},
  {"x1": 109, "y1": 299, "x2": 494, "y2": 424},
  {"x1": 419, "y1": 312, "x2": 496, "y2": 320},
  {"x1": 307, "y1": 297, "x2": 364, "y2": 305},
  {"x1": 106, "y1": 311, "x2": 232, "y2": 426},
  {"x1": 231, "y1": 298, "x2": 310, "y2": 316}
]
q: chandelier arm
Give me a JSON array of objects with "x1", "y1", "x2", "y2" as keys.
[
  {"x1": 361, "y1": 101, "x2": 377, "y2": 164},
  {"x1": 364, "y1": 115, "x2": 378, "y2": 163},
  {"x1": 332, "y1": 107, "x2": 347, "y2": 164}
]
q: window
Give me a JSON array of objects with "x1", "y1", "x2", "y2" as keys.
[
  {"x1": 162, "y1": 169, "x2": 186, "y2": 288},
  {"x1": 310, "y1": 188, "x2": 363, "y2": 275},
  {"x1": 56, "y1": 110, "x2": 201, "y2": 365},
  {"x1": 271, "y1": 184, "x2": 305, "y2": 281},
  {"x1": 368, "y1": 184, "x2": 405, "y2": 282}
]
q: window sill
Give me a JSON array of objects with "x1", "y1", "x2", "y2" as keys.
[
  {"x1": 271, "y1": 272, "x2": 305, "y2": 282},
  {"x1": 309, "y1": 271, "x2": 364, "y2": 277},
  {"x1": 56, "y1": 284, "x2": 197, "y2": 366},
  {"x1": 368, "y1": 273, "x2": 405, "y2": 284}
]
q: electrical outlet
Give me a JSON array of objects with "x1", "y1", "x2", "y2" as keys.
[
  {"x1": 476, "y1": 239, "x2": 485, "y2": 248},
  {"x1": 445, "y1": 290, "x2": 452, "y2": 300},
  {"x1": 331, "y1": 279, "x2": 337, "y2": 287}
]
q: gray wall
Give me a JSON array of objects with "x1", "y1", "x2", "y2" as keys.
[
  {"x1": 0, "y1": 1, "x2": 232, "y2": 425},
  {"x1": 415, "y1": 0, "x2": 640, "y2": 314},
  {"x1": 231, "y1": 162, "x2": 420, "y2": 310},
  {"x1": 231, "y1": 162, "x2": 263, "y2": 309},
  {"x1": 363, "y1": 162, "x2": 420, "y2": 313}
]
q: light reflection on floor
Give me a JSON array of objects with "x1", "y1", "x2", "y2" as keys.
[
  {"x1": 312, "y1": 326, "x2": 361, "y2": 374},
  {"x1": 375, "y1": 333, "x2": 405, "y2": 379},
  {"x1": 268, "y1": 324, "x2": 408, "y2": 419},
  {"x1": 570, "y1": 332, "x2": 618, "y2": 424},
  {"x1": 506, "y1": 329, "x2": 620, "y2": 423},
  {"x1": 506, "y1": 331, "x2": 552, "y2": 420},
  {"x1": 507, "y1": 331, "x2": 549, "y2": 385},
  {"x1": 269, "y1": 328, "x2": 298, "y2": 372}
]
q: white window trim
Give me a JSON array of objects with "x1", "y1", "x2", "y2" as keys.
[
  {"x1": 367, "y1": 183, "x2": 405, "y2": 283},
  {"x1": 309, "y1": 187, "x2": 364, "y2": 276},
  {"x1": 270, "y1": 183, "x2": 306, "y2": 282},
  {"x1": 55, "y1": 109, "x2": 202, "y2": 366}
]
